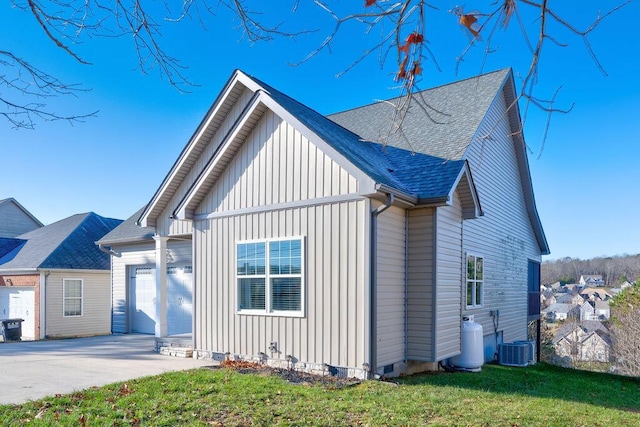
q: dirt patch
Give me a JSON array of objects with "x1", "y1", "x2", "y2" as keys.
[{"x1": 214, "y1": 360, "x2": 361, "y2": 389}]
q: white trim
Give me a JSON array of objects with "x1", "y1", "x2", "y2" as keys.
[
  {"x1": 465, "y1": 253, "x2": 484, "y2": 309},
  {"x1": 193, "y1": 194, "x2": 365, "y2": 221},
  {"x1": 235, "y1": 236, "x2": 306, "y2": 317},
  {"x1": 62, "y1": 278, "x2": 83, "y2": 317}
]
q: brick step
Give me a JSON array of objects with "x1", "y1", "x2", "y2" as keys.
[{"x1": 159, "y1": 346, "x2": 193, "y2": 358}]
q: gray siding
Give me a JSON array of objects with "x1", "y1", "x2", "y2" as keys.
[
  {"x1": 155, "y1": 88, "x2": 258, "y2": 237},
  {"x1": 110, "y1": 240, "x2": 191, "y2": 333},
  {"x1": 0, "y1": 201, "x2": 41, "y2": 238},
  {"x1": 376, "y1": 205, "x2": 406, "y2": 368},
  {"x1": 407, "y1": 207, "x2": 435, "y2": 361},
  {"x1": 462, "y1": 90, "x2": 543, "y2": 345},
  {"x1": 45, "y1": 271, "x2": 111, "y2": 338},
  {"x1": 192, "y1": 110, "x2": 368, "y2": 370},
  {"x1": 434, "y1": 192, "x2": 463, "y2": 360}
]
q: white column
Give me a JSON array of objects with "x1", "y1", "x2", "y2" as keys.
[{"x1": 154, "y1": 235, "x2": 168, "y2": 337}]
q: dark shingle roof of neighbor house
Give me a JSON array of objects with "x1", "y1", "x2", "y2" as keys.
[
  {"x1": 0, "y1": 212, "x2": 122, "y2": 270},
  {"x1": 327, "y1": 69, "x2": 510, "y2": 161},
  {"x1": 97, "y1": 207, "x2": 155, "y2": 245},
  {"x1": 249, "y1": 74, "x2": 467, "y2": 201}
]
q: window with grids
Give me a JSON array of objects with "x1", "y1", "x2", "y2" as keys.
[
  {"x1": 63, "y1": 279, "x2": 83, "y2": 317},
  {"x1": 466, "y1": 255, "x2": 483, "y2": 308},
  {"x1": 237, "y1": 238, "x2": 303, "y2": 315}
]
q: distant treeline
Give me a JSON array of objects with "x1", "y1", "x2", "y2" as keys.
[{"x1": 542, "y1": 254, "x2": 640, "y2": 287}]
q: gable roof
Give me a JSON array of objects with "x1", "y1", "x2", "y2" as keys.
[
  {"x1": 97, "y1": 207, "x2": 155, "y2": 245},
  {"x1": 0, "y1": 198, "x2": 44, "y2": 236},
  {"x1": 0, "y1": 212, "x2": 122, "y2": 270},
  {"x1": 137, "y1": 68, "x2": 547, "y2": 255}
]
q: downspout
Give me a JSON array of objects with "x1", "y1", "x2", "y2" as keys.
[
  {"x1": 42, "y1": 270, "x2": 50, "y2": 339},
  {"x1": 369, "y1": 193, "x2": 394, "y2": 379},
  {"x1": 404, "y1": 210, "x2": 409, "y2": 368},
  {"x1": 98, "y1": 244, "x2": 120, "y2": 257}
]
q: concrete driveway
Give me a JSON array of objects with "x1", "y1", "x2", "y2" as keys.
[{"x1": 0, "y1": 334, "x2": 214, "y2": 405}]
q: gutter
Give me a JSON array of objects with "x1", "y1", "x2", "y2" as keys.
[
  {"x1": 98, "y1": 244, "x2": 121, "y2": 257},
  {"x1": 369, "y1": 193, "x2": 394, "y2": 378}
]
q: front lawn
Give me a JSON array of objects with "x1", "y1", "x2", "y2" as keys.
[{"x1": 1, "y1": 363, "x2": 638, "y2": 426}]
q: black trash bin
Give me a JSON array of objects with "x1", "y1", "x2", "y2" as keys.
[{"x1": 1, "y1": 318, "x2": 24, "y2": 341}]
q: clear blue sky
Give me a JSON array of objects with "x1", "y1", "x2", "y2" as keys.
[{"x1": 1, "y1": 1, "x2": 638, "y2": 261}]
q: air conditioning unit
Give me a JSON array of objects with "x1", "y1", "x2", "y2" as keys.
[
  {"x1": 514, "y1": 340, "x2": 536, "y2": 365},
  {"x1": 498, "y1": 343, "x2": 529, "y2": 367}
]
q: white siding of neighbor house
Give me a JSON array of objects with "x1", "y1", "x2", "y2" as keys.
[
  {"x1": 192, "y1": 110, "x2": 368, "y2": 370},
  {"x1": 110, "y1": 240, "x2": 192, "y2": 333},
  {"x1": 376, "y1": 204, "x2": 406, "y2": 369},
  {"x1": 154, "y1": 88, "x2": 259, "y2": 237},
  {"x1": 462, "y1": 89, "x2": 542, "y2": 346},
  {"x1": 44, "y1": 271, "x2": 111, "y2": 338},
  {"x1": 407, "y1": 207, "x2": 435, "y2": 361},
  {"x1": 434, "y1": 192, "x2": 463, "y2": 360},
  {"x1": 0, "y1": 201, "x2": 41, "y2": 238}
]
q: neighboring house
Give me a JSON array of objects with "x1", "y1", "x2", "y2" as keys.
[
  {"x1": 543, "y1": 303, "x2": 576, "y2": 322},
  {"x1": 579, "y1": 275, "x2": 604, "y2": 287},
  {"x1": 554, "y1": 322, "x2": 611, "y2": 364},
  {"x1": 580, "y1": 287, "x2": 612, "y2": 301},
  {"x1": 0, "y1": 198, "x2": 43, "y2": 238},
  {"x1": 555, "y1": 293, "x2": 583, "y2": 306},
  {"x1": 541, "y1": 288, "x2": 556, "y2": 308},
  {"x1": 594, "y1": 300, "x2": 610, "y2": 320},
  {"x1": 0, "y1": 213, "x2": 122, "y2": 340},
  {"x1": 101, "y1": 68, "x2": 548, "y2": 378},
  {"x1": 579, "y1": 302, "x2": 595, "y2": 321}
]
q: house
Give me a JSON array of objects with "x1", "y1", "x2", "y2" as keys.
[
  {"x1": 543, "y1": 303, "x2": 577, "y2": 322},
  {"x1": 555, "y1": 293, "x2": 583, "y2": 306},
  {"x1": 579, "y1": 275, "x2": 604, "y2": 287},
  {"x1": 554, "y1": 321, "x2": 611, "y2": 364},
  {"x1": 100, "y1": 68, "x2": 548, "y2": 378},
  {"x1": 594, "y1": 300, "x2": 610, "y2": 320},
  {"x1": 580, "y1": 287, "x2": 611, "y2": 302},
  {"x1": 0, "y1": 213, "x2": 122, "y2": 340},
  {"x1": 0, "y1": 198, "x2": 43, "y2": 238},
  {"x1": 579, "y1": 302, "x2": 595, "y2": 321}
]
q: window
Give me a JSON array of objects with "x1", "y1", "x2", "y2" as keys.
[
  {"x1": 237, "y1": 238, "x2": 303, "y2": 315},
  {"x1": 466, "y1": 255, "x2": 483, "y2": 308},
  {"x1": 63, "y1": 279, "x2": 83, "y2": 317}
]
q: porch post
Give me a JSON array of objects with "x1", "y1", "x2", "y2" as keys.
[{"x1": 154, "y1": 235, "x2": 168, "y2": 337}]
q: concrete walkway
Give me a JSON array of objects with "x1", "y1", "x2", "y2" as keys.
[{"x1": 0, "y1": 334, "x2": 214, "y2": 405}]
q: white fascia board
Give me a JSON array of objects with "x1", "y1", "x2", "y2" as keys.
[
  {"x1": 173, "y1": 91, "x2": 266, "y2": 220},
  {"x1": 447, "y1": 161, "x2": 482, "y2": 219},
  {"x1": 138, "y1": 71, "x2": 260, "y2": 227}
]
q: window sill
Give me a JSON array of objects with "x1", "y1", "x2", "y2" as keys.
[{"x1": 236, "y1": 310, "x2": 305, "y2": 318}]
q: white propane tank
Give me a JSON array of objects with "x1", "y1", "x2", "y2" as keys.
[{"x1": 450, "y1": 316, "x2": 484, "y2": 371}]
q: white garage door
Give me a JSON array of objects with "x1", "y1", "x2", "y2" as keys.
[
  {"x1": 130, "y1": 267, "x2": 156, "y2": 334},
  {"x1": 167, "y1": 265, "x2": 193, "y2": 336},
  {"x1": 0, "y1": 287, "x2": 35, "y2": 340}
]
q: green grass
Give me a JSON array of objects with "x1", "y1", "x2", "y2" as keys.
[{"x1": 1, "y1": 363, "x2": 639, "y2": 426}]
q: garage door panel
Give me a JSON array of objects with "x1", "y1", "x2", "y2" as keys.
[
  {"x1": 167, "y1": 265, "x2": 192, "y2": 336},
  {"x1": 130, "y1": 267, "x2": 156, "y2": 334},
  {"x1": 0, "y1": 287, "x2": 35, "y2": 340}
]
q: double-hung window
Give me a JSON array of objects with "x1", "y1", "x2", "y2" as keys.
[
  {"x1": 466, "y1": 255, "x2": 483, "y2": 308},
  {"x1": 63, "y1": 279, "x2": 83, "y2": 317},
  {"x1": 237, "y1": 238, "x2": 304, "y2": 316}
]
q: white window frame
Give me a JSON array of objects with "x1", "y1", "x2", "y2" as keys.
[
  {"x1": 466, "y1": 254, "x2": 484, "y2": 309},
  {"x1": 63, "y1": 278, "x2": 83, "y2": 317},
  {"x1": 236, "y1": 237, "x2": 305, "y2": 317}
]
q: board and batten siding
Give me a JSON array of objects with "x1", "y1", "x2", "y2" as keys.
[
  {"x1": 462, "y1": 89, "x2": 543, "y2": 345},
  {"x1": 194, "y1": 202, "x2": 368, "y2": 369},
  {"x1": 155, "y1": 88, "x2": 259, "y2": 237},
  {"x1": 110, "y1": 240, "x2": 191, "y2": 333},
  {"x1": 375, "y1": 204, "x2": 406, "y2": 369},
  {"x1": 198, "y1": 110, "x2": 359, "y2": 215},
  {"x1": 407, "y1": 207, "x2": 435, "y2": 361},
  {"x1": 192, "y1": 109, "x2": 368, "y2": 370},
  {"x1": 434, "y1": 192, "x2": 463, "y2": 360},
  {"x1": 44, "y1": 271, "x2": 111, "y2": 338}
]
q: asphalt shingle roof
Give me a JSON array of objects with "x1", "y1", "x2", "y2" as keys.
[
  {"x1": 0, "y1": 212, "x2": 122, "y2": 270},
  {"x1": 248, "y1": 74, "x2": 468, "y2": 201},
  {"x1": 97, "y1": 207, "x2": 155, "y2": 245},
  {"x1": 327, "y1": 69, "x2": 510, "y2": 161}
]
